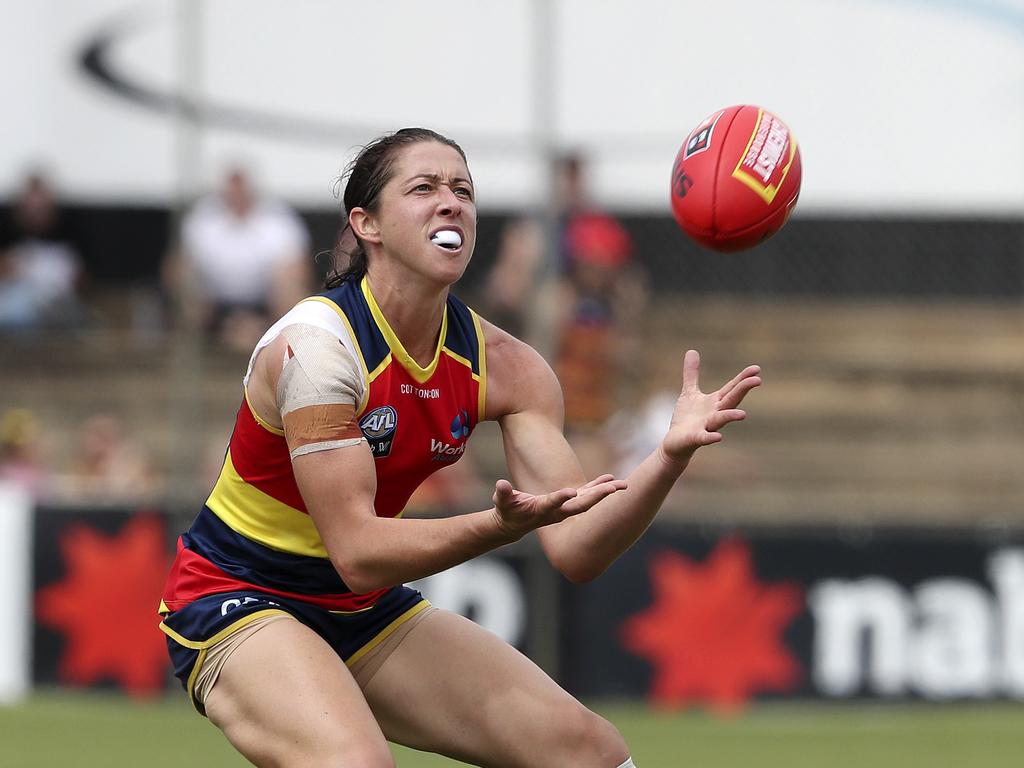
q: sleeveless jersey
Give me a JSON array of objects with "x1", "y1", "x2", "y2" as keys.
[{"x1": 160, "y1": 276, "x2": 486, "y2": 613}]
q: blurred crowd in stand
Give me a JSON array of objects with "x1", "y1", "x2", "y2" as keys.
[
  {"x1": 0, "y1": 166, "x2": 316, "y2": 506},
  {"x1": 0, "y1": 408, "x2": 164, "y2": 505},
  {"x1": 163, "y1": 166, "x2": 313, "y2": 353},
  {"x1": 0, "y1": 173, "x2": 86, "y2": 334},
  {"x1": 1, "y1": 159, "x2": 672, "y2": 510},
  {"x1": 476, "y1": 153, "x2": 658, "y2": 483}
]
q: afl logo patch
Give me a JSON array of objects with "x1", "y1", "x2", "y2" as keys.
[{"x1": 359, "y1": 405, "x2": 397, "y2": 458}]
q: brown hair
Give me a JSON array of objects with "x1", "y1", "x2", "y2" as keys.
[{"x1": 325, "y1": 128, "x2": 468, "y2": 288}]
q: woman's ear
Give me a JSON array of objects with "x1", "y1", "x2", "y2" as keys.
[{"x1": 349, "y1": 208, "x2": 382, "y2": 245}]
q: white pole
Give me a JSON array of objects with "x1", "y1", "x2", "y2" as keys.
[
  {"x1": 526, "y1": 0, "x2": 561, "y2": 361},
  {"x1": 170, "y1": 0, "x2": 204, "y2": 506},
  {"x1": 0, "y1": 484, "x2": 32, "y2": 704},
  {"x1": 526, "y1": 0, "x2": 563, "y2": 680}
]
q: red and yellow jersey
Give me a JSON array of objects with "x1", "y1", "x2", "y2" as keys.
[{"x1": 161, "y1": 276, "x2": 486, "y2": 613}]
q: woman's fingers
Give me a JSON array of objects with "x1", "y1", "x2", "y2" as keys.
[
  {"x1": 492, "y1": 478, "x2": 515, "y2": 505},
  {"x1": 561, "y1": 478, "x2": 627, "y2": 515},
  {"x1": 706, "y1": 408, "x2": 746, "y2": 432},
  {"x1": 719, "y1": 364, "x2": 761, "y2": 395},
  {"x1": 681, "y1": 349, "x2": 702, "y2": 395},
  {"x1": 719, "y1": 372, "x2": 762, "y2": 410},
  {"x1": 577, "y1": 473, "x2": 618, "y2": 491}
]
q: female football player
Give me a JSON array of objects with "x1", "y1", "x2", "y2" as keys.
[{"x1": 159, "y1": 127, "x2": 761, "y2": 767}]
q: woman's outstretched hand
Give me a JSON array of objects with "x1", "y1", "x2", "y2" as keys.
[
  {"x1": 660, "y1": 349, "x2": 762, "y2": 467},
  {"x1": 491, "y1": 474, "x2": 628, "y2": 540}
]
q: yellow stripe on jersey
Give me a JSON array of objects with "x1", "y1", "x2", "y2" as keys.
[
  {"x1": 244, "y1": 388, "x2": 285, "y2": 435},
  {"x1": 362, "y1": 276, "x2": 448, "y2": 385},
  {"x1": 366, "y1": 352, "x2": 393, "y2": 385},
  {"x1": 206, "y1": 450, "x2": 328, "y2": 558},
  {"x1": 471, "y1": 309, "x2": 488, "y2": 424},
  {"x1": 443, "y1": 347, "x2": 475, "y2": 372}
]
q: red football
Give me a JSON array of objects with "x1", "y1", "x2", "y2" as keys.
[{"x1": 670, "y1": 105, "x2": 801, "y2": 252}]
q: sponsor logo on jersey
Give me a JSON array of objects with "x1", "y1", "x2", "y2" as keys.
[
  {"x1": 430, "y1": 409, "x2": 471, "y2": 462},
  {"x1": 430, "y1": 438, "x2": 466, "y2": 462},
  {"x1": 731, "y1": 110, "x2": 797, "y2": 204},
  {"x1": 450, "y1": 409, "x2": 471, "y2": 440},
  {"x1": 400, "y1": 383, "x2": 441, "y2": 399},
  {"x1": 359, "y1": 405, "x2": 398, "y2": 458}
]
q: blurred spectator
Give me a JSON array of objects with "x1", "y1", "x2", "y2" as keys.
[
  {"x1": 482, "y1": 153, "x2": 648, "y2": 444},
  {"x1": 0, "y1": 172, "x2": 85, "y2": 333},
  {"x1": 479, "y1": 215, "x2": 546, "y2": 340},
  {"x1": 0, "y1": 408, "x2": 52, "y2": 501},
  {"x1": 479, "y1": 153, "x2": 588, "y2": 342},
  {"x1": 556, "y1": 207, "x2": 647, "y2": 430},
  {"x1": 166, "y1": 167, "x2": 313, "y2": 352},
  {"x1": 58, "y1": 413, "x2": 164, "y2": 503}
]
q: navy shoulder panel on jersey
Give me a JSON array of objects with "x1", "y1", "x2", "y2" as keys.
[
  {"x1": 444, "y1": 293, "x2": 482, "y2": 376},
  {"x1": 320, "y1": 279, "x2": 391, "y2": 373}
]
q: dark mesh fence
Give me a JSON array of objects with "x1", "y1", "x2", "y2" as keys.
[
  {"x1": 465, "y1": 214, "x2": 1024, "y2": 299},
  {"x1": 2, "y1": 204, "x2": 1022, "y2": 526}
]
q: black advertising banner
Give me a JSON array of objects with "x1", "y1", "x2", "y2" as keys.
[
  {"x1": 30, "y1": 506, "x2": 539, "y2": 696},
  {"x1": 560, "y1": 525, "x2": 1024, "y2": 710},
  {"x1": 32, "y1": 507, "x2": 172, "y2": 696},
  {"x1": 31, "y1": 508, "x2": 1024, "y2": 707}
]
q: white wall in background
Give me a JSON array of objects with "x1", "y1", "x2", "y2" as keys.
[{"x1": 1, "y1": 0, "x2": 1023, "y2": 213}]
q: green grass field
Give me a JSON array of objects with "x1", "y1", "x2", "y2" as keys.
[{"x1": 2, "y1": 690, "x2": 1021, "y2": 767}]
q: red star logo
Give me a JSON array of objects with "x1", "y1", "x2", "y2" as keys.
[
  {"x1": 621, "y1": 539, "x2": 803, "y2": 713},
  {"x1": 35, "y1": 515, "x2": 170, "y2": 696}
]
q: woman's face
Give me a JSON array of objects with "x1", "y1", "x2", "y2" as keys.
[{"x1": 361, "y1": 140, "x2": 477, "y2": 288}]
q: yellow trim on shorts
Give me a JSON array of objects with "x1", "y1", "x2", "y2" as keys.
[
  {"x1": 328, "y1": 603, "x2": 375, "y2": 616},
  {"x1": 362, "y1": 276, "x2": 447, "y2": 385},
  {"x1": 159, "y1": 608, "x2": 293, "y2": 715},
  {"x1": 187, "y1": 648, "x2": 208, "y2": 712},
  {"x1": 158, "y1": 608, "x2": 293, "y2": 650},
  {"x1": 345, "y1": 599, "x2": 431, "y2": 668},
  {"x1": 207, "y1": 450, "x2": 329, "y2": 557}
]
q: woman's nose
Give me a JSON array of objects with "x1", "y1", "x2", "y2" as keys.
[{"x1": 436, "y1": 186, "x2": 462, "y2": 215}]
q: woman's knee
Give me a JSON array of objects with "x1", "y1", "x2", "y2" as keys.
[
  {"x1": 244, "y1": 737, "x2": 396, "y2": 768},
  {"x1": 549, "y1": 700, "x2": 629, "y2": 767},
  {"x1": 313, "y1": 741, "x2": 396, "y2": 768}
]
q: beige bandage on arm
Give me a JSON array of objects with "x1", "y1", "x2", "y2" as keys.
[{"x1": 277, "y1": 323, "x2": 367, "y2": 459}]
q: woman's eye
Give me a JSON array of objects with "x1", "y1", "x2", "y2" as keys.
[{"x1": 455, "y1": 187, "x2": 473, "y2": 199}]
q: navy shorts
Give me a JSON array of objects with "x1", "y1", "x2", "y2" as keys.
[{"x1": 160, "y1": 585, "x2": 427, "y2": 713}]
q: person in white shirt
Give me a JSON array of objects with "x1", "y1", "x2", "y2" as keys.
[{"x1": 171, "y1": 167, "x2": 312, "y2": 350}]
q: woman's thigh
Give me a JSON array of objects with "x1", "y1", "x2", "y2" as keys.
[
  {"x1": 204, "y1": 616, "x2": 394, "y2": 768},
  {"x1": 361, "y1": 609, "x2": 628, "y2": 768}
]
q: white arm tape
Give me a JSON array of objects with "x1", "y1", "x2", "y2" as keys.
[
  {"x1": 289, "y1": 437, "x2": 366, "y2": 459},
  {"x1": 276, "y1": 323, "x2": 365, "y2": 416}
]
